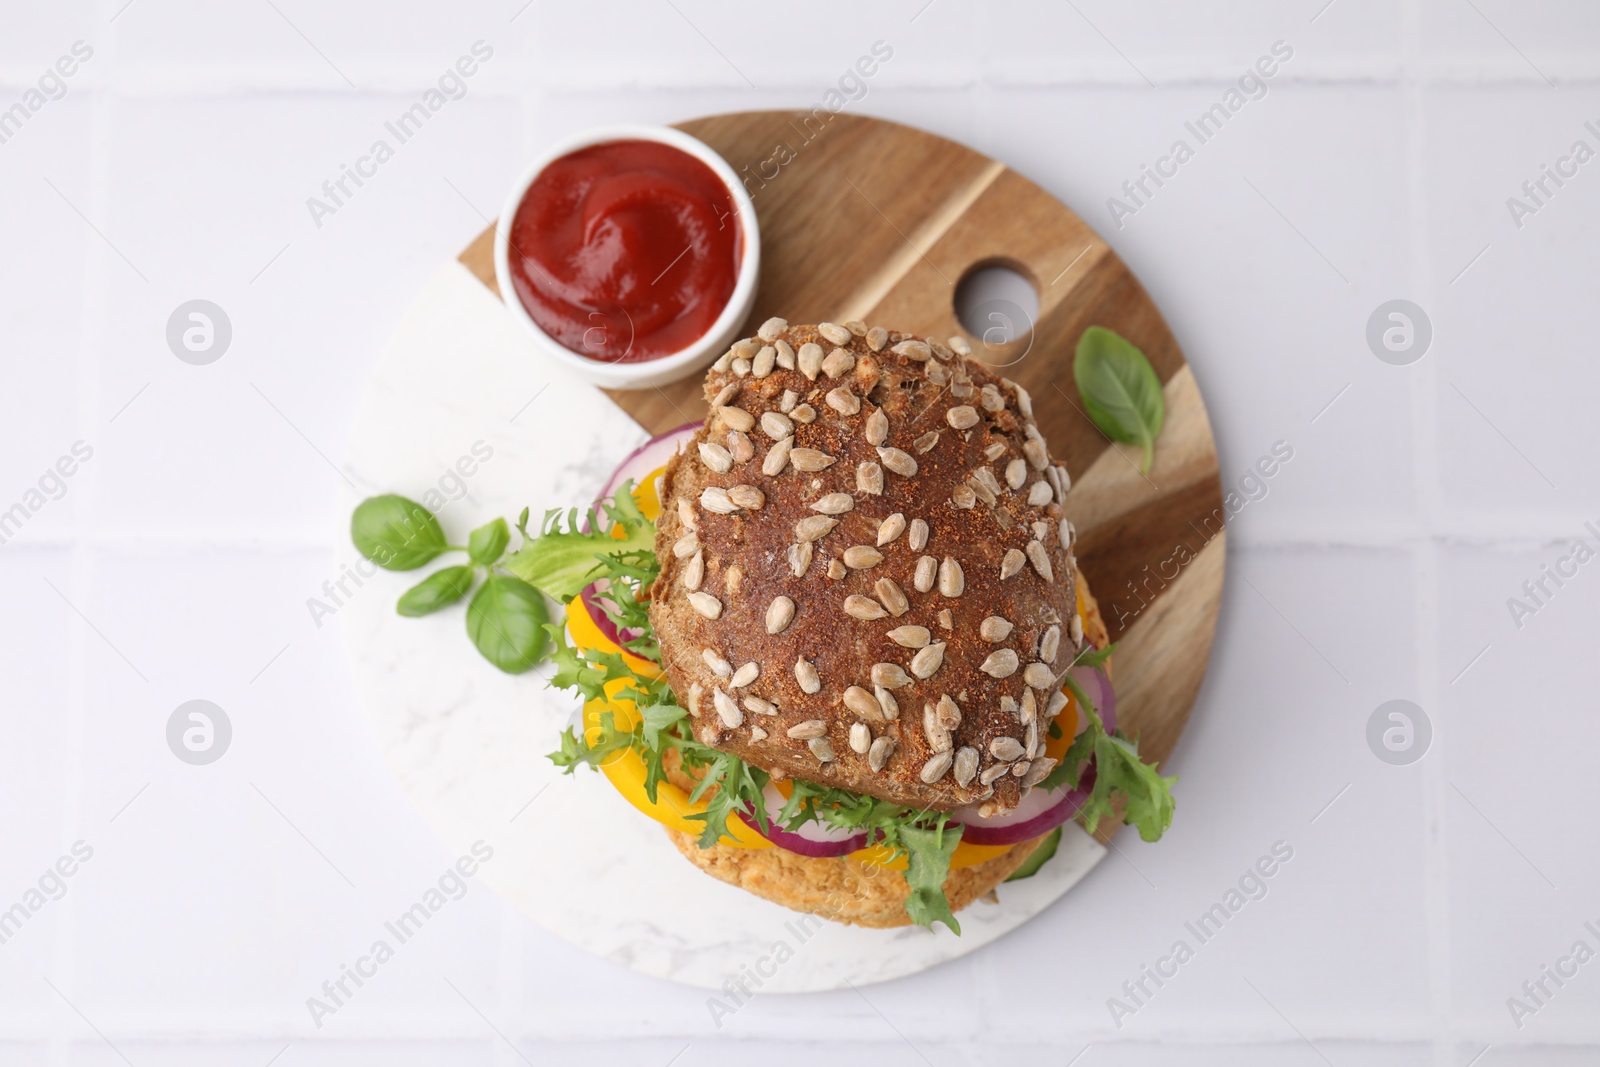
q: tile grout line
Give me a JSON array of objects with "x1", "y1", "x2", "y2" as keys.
[{"x1": 1399, "y1": 1, "x2": 1454, "y2": 1062}]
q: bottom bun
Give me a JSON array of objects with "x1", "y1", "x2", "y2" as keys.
[
  {"x1": 663, "y1": 563, "x2": 1109, "y2": 928},
  {"x1": 664, "y1": 825, "x2": 1044, "y2": 928}
]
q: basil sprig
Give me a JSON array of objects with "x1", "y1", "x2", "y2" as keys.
[
  {"x1": 1073, "y1": 326, "x2": 1166, "y2": 474},
  {"x1": 350, "y1": 496, "x2": 549, "y2": 673}
]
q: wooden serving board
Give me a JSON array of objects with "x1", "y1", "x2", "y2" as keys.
[{"x1": 458, "y1": 111, "x2": 1223, "y2": 804}]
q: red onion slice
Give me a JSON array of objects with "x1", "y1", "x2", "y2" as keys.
[
  {"x1": 735, "y1": 783, "x2": 870, "y2": 858},
  {"x1": 1068, "y1": 664, "x2": 1116, "y2": 733},
  {"x1": 580, "y1": 423, "x2": 702, "y2": 651}
]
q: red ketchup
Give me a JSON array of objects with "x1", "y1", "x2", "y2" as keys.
[{"x1": 506, "y1": 140, "x2": 741, "y2": 363}]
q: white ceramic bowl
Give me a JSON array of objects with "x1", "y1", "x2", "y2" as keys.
[{"x1": 494, "y1": 124, "x2": 761, "y2": 391}]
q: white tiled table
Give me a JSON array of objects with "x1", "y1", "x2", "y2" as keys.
[{"x1": 4, "y1": 1, "x2": 1599, "y2": 1063}]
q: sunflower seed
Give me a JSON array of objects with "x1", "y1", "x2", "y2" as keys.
[
  {"x1": 944, "y1": 747, "x2": 976, "y2": 789},
  {"x1": 795, "y1": 656, "x2": 821, "y2": 693},
  {"x1": 810, "y1": 492, "x2": 854, "y2": 515},
  {"x1": 732, "y1": 358, "x2": 750, "y2": 377},
  {"x1": 818, "y1": 322, "x2": 852, "y2": 346},
  {"x1": 682, "y1": 550, "x2": 705, "y2": 591},
  {"x1": 1026, "y1": 540, "x2": 1054, "y2": 581},
  {"x1": 798, "y1": 342, "x2": 824, "y2": 380},
  {"x1": 749, "y1": 726, "x2": 768, "y2": 742},
  {"x1": 980, "y1": 649, "x2": 1019, "y2": 678},
  {"x1": 752, "y1": 346, "x2": 776, "y2": 378},
  {"x1": 849, "y1": 722, "x2": 872, "y2": 754},
  {"x1": 794, "y1": 515, "x2": 838, "y2": 542},
  {"x1": 874, "y1": 577, "x2": 909, "y2": 617},
  {"x1": 878, "y1": 447, "x2": 917, "y2": 477},
  {"x1": 1025, "y1": 719, "x2": 1041, "y2": 758},
  {"x1": 892, "y1": 339, "x2": 931, "y2": 361},
  {"x1": 844, "y1": 595, "x2": 888, "y2": 621},
  {"x1": 711, "y1": 383, "x2": 738, "y2": 409},
  {"x1": 926, "y1": 361, "x2": 950, "y2": 385},
  {"x1": 717, "y1": 405, "x2": 755, "y2": 433},
  {"x1": 949, "y1": 335, "x2": 972, "y2": 356},
  {"x1": 826, "y1": 387, "x2": 861, "y2": 415},
  {"x1": 1070, "y1": 614, "x2": 1085, "y2": 646},
  {"x1": 713, "y1": 350, "x2": 734, "y2": 373},
  {"x1": 729, "y1": 662, "x2": 759, "y2": 688},
  {"x1": 980, "y1": 615, "x2": 1012, "y2": 643},
  {"x1": 827, "y1": 558, "x2": 847, "y2": 580},
  {"x1": 990, "y1": 736, "x2": 1024, "y2": 761},
  {"x1": 1014, "y1": 382, "x2": 1034, "y2": 418},
  {"x1": 865, "y1": 407, "x2": 889, "y2": 446},
  {"x1": 900, "y1": 520, "x2": 926, "y2": 554},
  {"x1": 1023, "y1": 662, "x2": 1055, "y2": 689},
  {"x1": 951, "y1": 485, "x2": 976, "y2": 510},
  {"x1": 787, "y1": 719, "x2": 827, "y2": 739},
  {"x1": 788, "y1": 541, "x2": 813, "y2": 577},
  {"x1": 914, "y1": 555, "x2": 938, "y2": 593},
  {"x1": 1023, "y1": 757, "x2": 1055, "y2": 787},
  {"x1": 1000, "y1": 548, "x2": 1026, "y2": 579},
  {"x1": 922, "y1": 703, "x2": 951, "y2": 752},
  {"x1": 985, "y1": 442, "x2": 1007, "y2": 462},
  {"x1": 808, "y1": 737, "x2": 836, "y2": 762},
  {"x1": 760, "y1": 411, "x2": 794, "y2": 440},
  {"x1": 845, "y1": 320, "x2": 868, "y2": 337},
  {"x1": 938, "y1": 557, "x2": 965, "y2": 597},
  {"x1": 920, "y1": 751, "x2": 953, "y2": 783},
  {"x1": 766, "y1": 596, "x2": 796, "y2": 634},
  {"x1": 775, "y1": 339, "x2": 796, "y2": 370},
  {"x1": 1040, "y1": 624, "x2": 1061, "y2": 663},
  {"x1": 1033, "y1": 520, "x2": 1051, "y2": 543},
  {"x1": 761, "y1": 437, "x2": 793, "y2": 477},
  {"x1": 980, "y1": 762, "x2": 1010, "y2": 786},
  {"x1": 711, "y1": 687, "x2": 743, "y2": 728},
  {"x1": 688, "y1": 592, "x2": 723, "y2": 618},
  {"x1": 1046, "y1": 690, "x2": 1069, "y2": 719},
  {"x1": 910, "y1": 642, "x2": 946, "y2": 679},
  {"x1": 1027, "y1": 480, "x2": 1053, "y2": 507},
  {"x1": 875, "y1": 513, "x2": 907, "y2": 546},
  {"x1": 776, "y1": 392, "x2": 797, "y2": 417},
  {"x1": 947, "y1": 405, "x2": 980, "y2": 430},
  {"x1": 874, "y1": 684, "x2": 899, "y2": 718},
  {"x1": 673, "y1": 531, "x2": 701, "y2": 557},
  {"x1": 972, "y1": 466, "x2": 1001, "y2": 495},
  {"x1": 790, "y1": 448, "x2": 836, "y2": 472},
  {"x1": 1023, "y1": 437, "x2": 1048, "y2": 470},
  {"x1": 857, "y1": 461, "x2": 884, "y2": 495},
  {"x1": 936, "y1": 694, "x2": 962, "y2": 729},
  {"x1": 843, "y1": 545, "x2": 883, "y2": 569},
  {"x1": 872, "y1": 661, "x2": 912, "y2": 688},
  {"x1": 702, "y1": 648, "x2": 732, "y2": 678},
  {"x1": 729, "y1": 484, "x2": 766, "y2": 510},
  {"x1": 757, "y1": 317, "x2": 787, "y2": 342},
  {"x1": 842, "y1": 685, "x2": 880, "y2": 721},
  {"x1": 821, "y1": 348, "x2": 855, "y2": 378},
  {"x1": 1019, "y1": 689, "x2": 1037, "y2": 725},
  {"x1": 868, "y1": 735, "x2": 894, "y2": 771},
  {"x1": 938, "y1": 608, "x2": 952, "y2": 629},
  {"x1": 699, "y1": 441, "x2": 733, "y2": 473},
  {"x1": 744, "y1": 696, "x2": 777, "y2": 716},
  {"x1": 980, "y1": 384, "x2": 1005, "y2": 413},
  {"x1": 950, "y1": 381, "x2": 973, "y2": 399},
  {"x1": 887, "y1": 625, "x2": 930, "y2": 648},
  {"x1": 1055, "y1": 463, "x2": 1072, "y2": 495},
  {"x1": 1011, "y1": 760, "x2": 1032, "y2": 778}
]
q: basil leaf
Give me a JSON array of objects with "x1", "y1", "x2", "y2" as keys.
[
  {"x1": 396, "y1": 565, "x2": 476, "y2": 617},
  {"x1": 465, "y1": 575, "x2": 549, "y2": 673},
  {"x1": 468, "y1": 517, "x2": 511, "y2": 566},
  {"x1": 1073, "y1": 326, "x2": 1165, "y2": 474},
  {"x1": 351, "y1": 495, "x2": 448, "y2": 571},
  {"x1": 1005, "y1": 826, "x2": 1062, "y2": 882}
]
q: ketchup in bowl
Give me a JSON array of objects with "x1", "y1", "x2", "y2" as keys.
[{"x1": 505, "y1": 139, "x2": 742, "y2": 364}]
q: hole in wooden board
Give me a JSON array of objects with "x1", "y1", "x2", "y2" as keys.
[{"x1": 953, "y1": 262, "x2": 1038, "y2": 367}]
